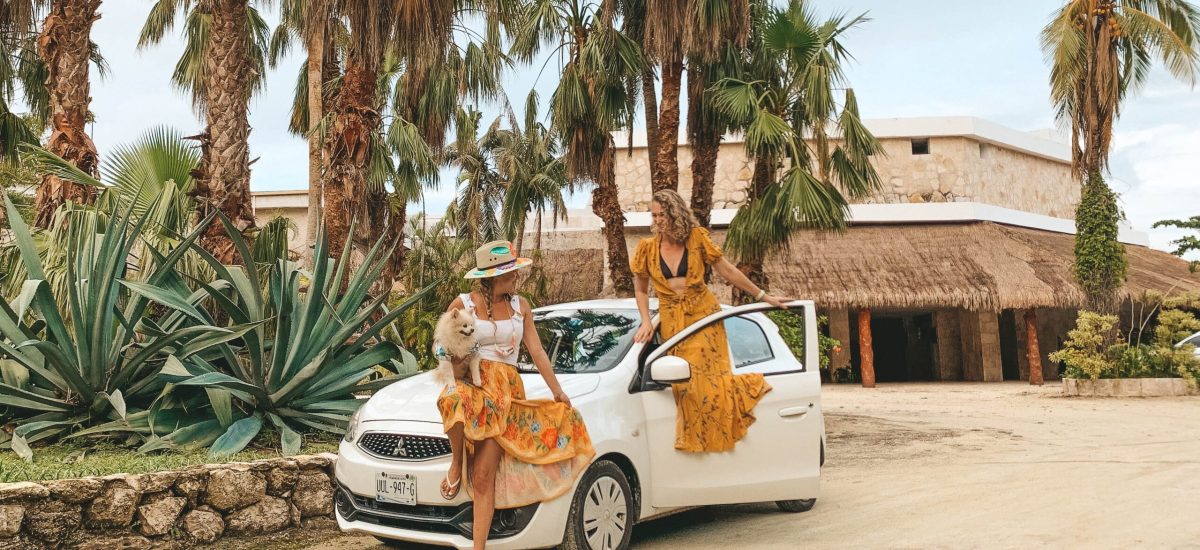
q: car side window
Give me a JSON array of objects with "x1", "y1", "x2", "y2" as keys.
[{"x1": 725, "y1": 316, "x2": 774, "y2": 369}]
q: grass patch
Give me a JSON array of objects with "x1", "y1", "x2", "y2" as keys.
[{"x1": 0, "y1": 433, "x2": 342, "y2": 483}]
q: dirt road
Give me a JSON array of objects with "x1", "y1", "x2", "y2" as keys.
[{"x1": 306, "y1": 382, "x2": 1200, "y2": 549}]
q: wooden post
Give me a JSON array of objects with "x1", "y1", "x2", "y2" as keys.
[
  {"x1": 1025, "y1": 309, "x2": 1044, "y2": 386},
  {"x1": 858, "y1": 308, "x2": 876, "y2": 388}
]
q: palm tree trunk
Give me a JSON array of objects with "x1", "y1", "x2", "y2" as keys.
[
  {"x1": 190, "y1": 0, "x2": 257, "y2": 264},
  {"x1": 513, "y1": 211, "x2": 525, "y2": 255},
  {"x1": 642, "y1": 68, "x2": 660, "y2": 184},
  {"x1": 651, "y1": 59, "x2": 682, "y2": 193},
  {"x1": 534, "y1": 210, "x2": 543, "y2": 252},
  {"x1": 304, "y1": 7, "x2": 326, "y2": 265},
  {"x1": 390, "y1": 198, "x2": 407, "y2": 277},
  {"x1": 687, "y1": 64, "x2": 719, "y2": 229},
  {"x1": 322, "y1": 54, "x2": 378, "y2": 260},
  {"x1": 33, "y1": 0, "x2": 101, "y2": 228},
  {"x1": 365, "y1": 188, "x2": 398, "y2": 296},
  {"x1": 595, "y1": 139, "x2": 634, "y2": 296}
]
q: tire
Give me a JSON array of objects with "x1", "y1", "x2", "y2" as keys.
[
  {"x1": 561, "y1": 460, "x2": 635, "y2": 550},
  {"x1": 776, "y1": 498, "x2": 816, "y2": 513}
]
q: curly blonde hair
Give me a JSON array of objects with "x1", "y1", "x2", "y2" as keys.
[{"x1": 652, "y1": 190, "x2": 699, "y2": 244}]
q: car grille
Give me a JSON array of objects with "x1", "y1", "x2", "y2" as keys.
[
  {"x1": 358, "y1": 432, "x2": 451, "y2": 461},
  {"x1": 336, "y1": 483, "x2": 538, "y2": 539}
]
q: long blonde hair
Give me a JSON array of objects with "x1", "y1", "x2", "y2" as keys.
[{"x1": 652, "y1": 190, "x2": 698, "y2": 244}]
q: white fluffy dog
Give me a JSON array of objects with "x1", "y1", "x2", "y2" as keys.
[{"x1": 433, "y1": 308, "x2": 481, "y2": 386}]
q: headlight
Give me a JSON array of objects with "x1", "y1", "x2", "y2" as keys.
[{"x1": 344, "y1": 407, "x2": 363, "y2": 443}]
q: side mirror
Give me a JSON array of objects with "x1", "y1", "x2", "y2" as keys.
[{"x1": 650, "y1": 355, "x2": 691, "y2": 385}]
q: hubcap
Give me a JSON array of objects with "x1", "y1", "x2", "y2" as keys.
[{"x1": 582, "y1": 476, "x2": 628, "y2": 550}]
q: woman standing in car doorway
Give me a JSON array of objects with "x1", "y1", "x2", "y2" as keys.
[{"x1": 631, "y1": 190, "x2": 792, "y2": 452}]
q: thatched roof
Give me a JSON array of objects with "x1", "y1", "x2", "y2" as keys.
[{"x1": 765, "y1": 221, "x2": 1200, "y2": 311}]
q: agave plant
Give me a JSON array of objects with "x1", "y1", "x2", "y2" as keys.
[
  {"x1": 3, "y1": 127, "x2": 296, "y2": 301},
  {"x1": 0, "y1": 197, "x2": 249, "y2": 459},
  {"x1": 121, "y1": 215, "x2": 437, "y2": 457}
]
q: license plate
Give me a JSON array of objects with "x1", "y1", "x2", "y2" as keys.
[{"x1": 375, "y1": 472, "x2": 417, "y2": 505}]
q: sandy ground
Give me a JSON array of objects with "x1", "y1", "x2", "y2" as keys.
[{"x1": 302, "y1": 382, "x2": 1200, "y2": 550}]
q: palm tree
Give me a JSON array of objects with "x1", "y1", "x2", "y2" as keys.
[
  {"x1": 269, "y1": 0, "x2": 339, "y2": 263},
  {"x1": 321, "y1": 1, "x2": 455, "y2": 261},
  {"x1": 686, "y1": 44, "x2": 740, "y2": 228},
  {"x1": 0, "y1": 8, "x2": 46, "y2": 164},
  {"x1": 1042, "y1": 0, "x2": 1200, "y2": 310},
  {"x1": 140, "y1": 0, "x2": 271, "y2": 263},
  {"x1": 19, "y1": 0, "x2": 103, "y2": 228},
  {"x1": 495, "y1": 91, "x2": 569, "y2": 253},
  {"x1": 320, "y1": 0, "x2": 517, "y2": 272},
  {"x1": 513, "y1": 0, "x2": 645, "y2": 295},
  {"x1": 641, "y1": 0, "x2": 748, "y2": 193},
  {"x1": 444, "y1": 106, "x2": 505, "y2": 244},
  {"x1": 711, "y1": 0, "x2": 880, "y2": 300}
]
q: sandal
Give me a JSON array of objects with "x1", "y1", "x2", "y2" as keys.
[{"x1": 441, "y1": 471, "x2": 462, "y2": 500}]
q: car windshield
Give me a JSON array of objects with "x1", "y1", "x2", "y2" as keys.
[
  {"x1": 1183, "y1": 333, "x2": 1200, "y2": 347},
  {"x1": 518, "y1": 308, "x2": 641, "y2": 374}
]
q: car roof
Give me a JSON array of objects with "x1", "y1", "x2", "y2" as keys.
[
  {"x1": 533, "y1": 298, "x2": 649, "y2": 313},
  {"x1": 532, "y1": 298, "x2": 742, "y2": 314}
]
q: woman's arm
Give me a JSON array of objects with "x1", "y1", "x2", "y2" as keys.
[
  {"x1": 712, "y1": 257, "x2": 791, "y2": 308},
  {"x1": 634, "y1": 273, "x2": 654, "y2": 343},
  {"x1": 520, "y1": 297, "x2": 571, "y2": 406}
]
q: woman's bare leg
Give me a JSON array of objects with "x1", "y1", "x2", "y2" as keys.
[
  {"x1": 441, "y1": 423, "x2": 464, "y2": 498},
  {"x1": 471, "y1": 438, "x2": 502, "y2": 550}
]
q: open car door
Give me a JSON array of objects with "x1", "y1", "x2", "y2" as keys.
[{"x1": 636, "y1": 300, "x2": 822, "y2": 508}]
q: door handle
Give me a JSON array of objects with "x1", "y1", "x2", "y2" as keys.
[{"x1": 779, "y1": 406, "x2": 809, "y2": 418}]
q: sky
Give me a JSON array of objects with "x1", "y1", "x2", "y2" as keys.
[{"x1": 83, "y1": 0, "x2": 1199, "y2": 254}]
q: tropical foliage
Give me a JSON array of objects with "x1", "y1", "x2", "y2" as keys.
[
  {"x1": 0, "y1": 197, "x2": 237, "y2": 458},
  {"x1": 121, "y1": 216, "x2": 433, "y2": 457},
  {"x1": 1042, "y1": 0, "x2": 1200, "y2": 310},
  {"x1": 1, "y1": 126, "x2": 431, "y2": 459},
  {"x1": 1051, "y1": 308, "x2": 1200, "y2": 384},
  {"x1": 711, "y1": 1, "x2": 881, "y2": 297},
  {"x1": 1153, "y1": 215, "x2": 1200, "y2": 272}
]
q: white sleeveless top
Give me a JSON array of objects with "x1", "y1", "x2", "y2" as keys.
[{"x1": 460, "y1": 293, "x2": 525, "y2": 365}]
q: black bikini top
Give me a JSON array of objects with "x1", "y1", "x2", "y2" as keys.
[{"x1": 660, "y1": 247, "x2": 689, "y2": 278}]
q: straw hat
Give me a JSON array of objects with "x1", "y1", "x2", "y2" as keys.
[{"x1": 464, "y1": 240, "x2": 533, "y2": 279}]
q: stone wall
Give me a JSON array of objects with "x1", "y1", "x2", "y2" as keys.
[
  {"x1": 0, "y1": 454, "x2": 337, "y2": 549},
  {"x1": 613, "y1": 136, "x2": 1079, "y2": 218}
]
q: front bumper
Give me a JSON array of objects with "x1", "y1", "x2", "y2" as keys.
[{"x1": 334, "y1": 426, "x2": 572, "y2": 549}]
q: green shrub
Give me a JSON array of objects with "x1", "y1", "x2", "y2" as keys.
[
  {"x1": 1073, "y1": 171, "x2": 1127, "y2": 312},
  {"x1": 767, "y1": 311, "x2": 839, "y2": 372},
  {"x1": 1050, "y1": 311, "x2": 1120, "y2": 380},
  {"x1": 1052, "y1": 308, "x2": 1200, "y2": 384}
]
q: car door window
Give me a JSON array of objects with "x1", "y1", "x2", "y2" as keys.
[{"x1": 725, "y1": 316, "x2": 774, "y2": 368}]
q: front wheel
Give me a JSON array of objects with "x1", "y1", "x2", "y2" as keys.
[
  {"x1": 776, "y1": 498, "x2": 816, "y2": 513},
  {"x1": 561, "y1": 460, "x2": 634, "y2": 550}
]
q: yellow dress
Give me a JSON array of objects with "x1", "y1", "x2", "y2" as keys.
[
  {"x1": 437, "y1": 301, "x2": 595, "y2": 509},
  {"x1": 631, "y1": 227, "x2": 772, "y2": 453}
]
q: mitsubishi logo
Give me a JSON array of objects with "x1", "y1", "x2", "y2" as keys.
[{"x1": 391, "y1": 437, "x2": 408, "y2": 457}]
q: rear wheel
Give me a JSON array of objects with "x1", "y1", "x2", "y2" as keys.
[{"x1": 561, "y1": 460, "x2": 634, "y2": 550}]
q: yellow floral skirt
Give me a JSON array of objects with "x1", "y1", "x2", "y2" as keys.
[
  {"x1": 660, "y1": 290, "x2": 772, "y2": 453},
  {"x1": 437, "y1": 360, "x2": 595, "y2": 509}
]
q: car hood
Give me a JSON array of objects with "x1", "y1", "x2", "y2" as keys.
[{"x1": 359, "y1": 370, "x2": 602, "y2": 423}]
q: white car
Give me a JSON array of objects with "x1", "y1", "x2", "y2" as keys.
[
  {"x1": 334, "y1": 299, "x2": 825, "y2": 549},
  {"x1": 1177, "y1": 331, "x2": 1200, "y2": 355}
]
